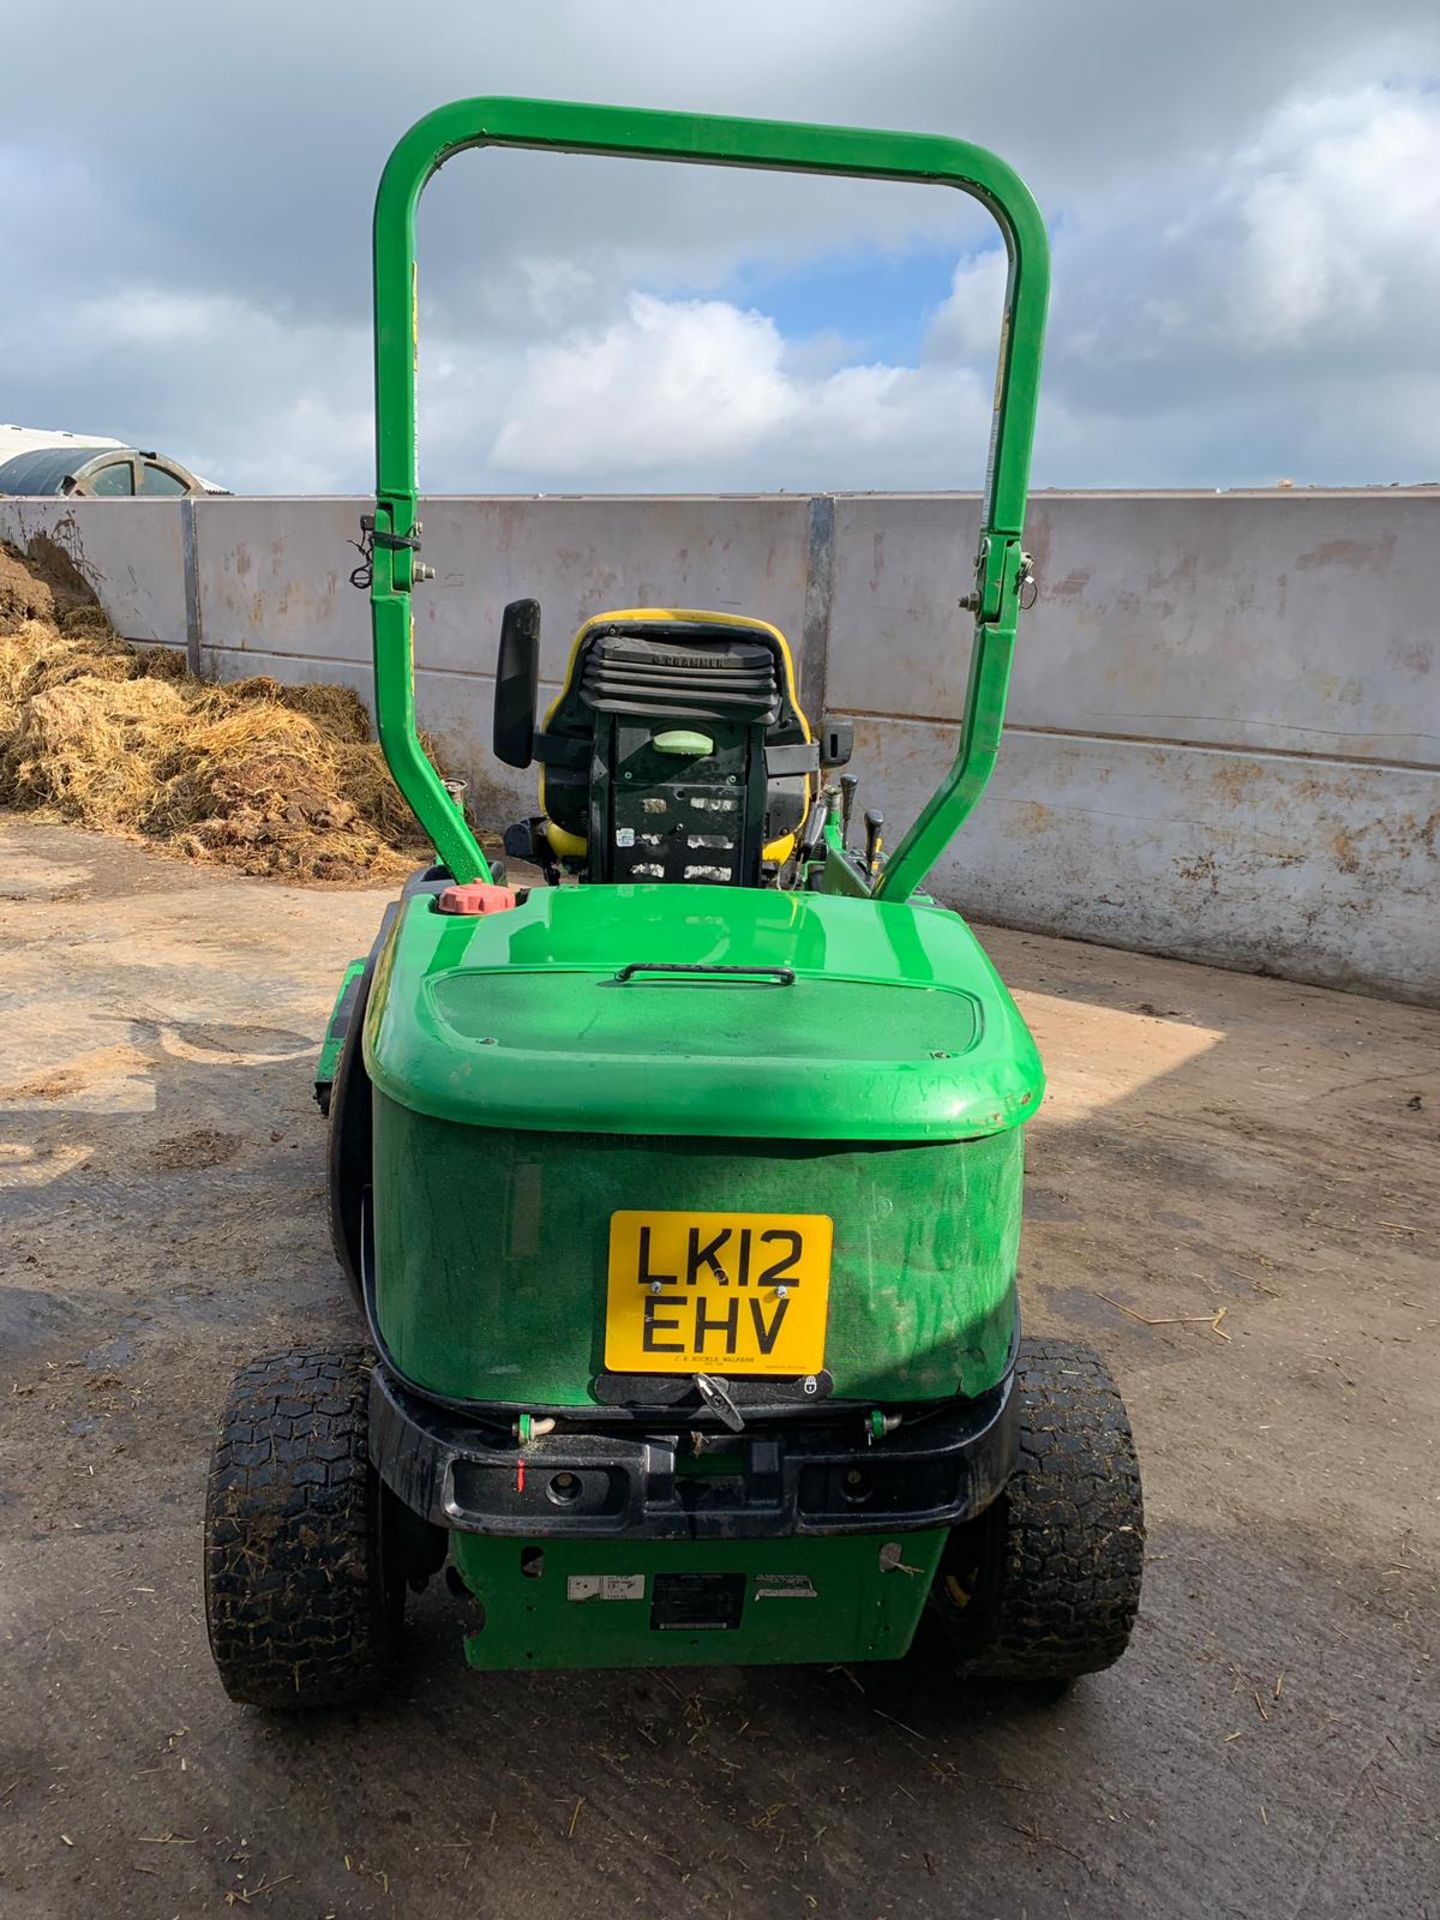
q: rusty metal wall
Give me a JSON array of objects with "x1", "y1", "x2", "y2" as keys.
[
  {"x1": 3, "y1": 490, "x2": 1436, "y2": 1002},
  {"x1": 824, "y1": 493, "x2": 1439, "y2": 1004},
  {"x1": 0, "y1": 495, "x2": 189, "y2": 650}
]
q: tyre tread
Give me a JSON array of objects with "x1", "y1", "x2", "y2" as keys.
[
  {"x1": 203, "y1": 1345, "x2": 398, "y2": 1709},
  {"x1": 944, "y1": 1338, "x2": 1145, "y2": 1680}
]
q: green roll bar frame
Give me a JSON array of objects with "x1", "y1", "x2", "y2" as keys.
[{"x1": 370, "y1": 96, "x2": 1049, "y2": 900}]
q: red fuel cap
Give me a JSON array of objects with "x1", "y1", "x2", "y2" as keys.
[{"x1": 436, "y1": 882, "x2": 519, "y2": 916}]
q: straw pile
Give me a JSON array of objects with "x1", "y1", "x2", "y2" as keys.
[{"x1": 0, "y1": 537, "x2": 436, "y2": 883}]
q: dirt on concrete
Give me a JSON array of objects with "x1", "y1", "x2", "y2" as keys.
[{"x1": 0, "y1": 816, "x2": 1435, "y2": 1920}]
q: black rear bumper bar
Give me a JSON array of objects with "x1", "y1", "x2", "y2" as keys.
[{"x1": 370, "y1": 1364, "x2": 1016, "y2": 1542}]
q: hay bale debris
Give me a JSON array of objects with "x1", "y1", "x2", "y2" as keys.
[{"x1": 0, "y1": 538, "x2": 440, "y2": 883}]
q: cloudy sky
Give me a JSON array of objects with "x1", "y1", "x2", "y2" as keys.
[{"x1": 4, "y1": 0, "x2": 1439, "y2": 495}]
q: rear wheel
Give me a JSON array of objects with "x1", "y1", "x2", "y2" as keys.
[
  {"x1": 204, "y1": 1346, "x2": 402, "y2": 1708},
  {"x1": 932, "y1": 1339, "x2": 1144, "y2": 1680}
]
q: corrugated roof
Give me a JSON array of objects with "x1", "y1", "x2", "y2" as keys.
[
  {"x1": 0, "y1": 424, "x2": 126, "y2": 458},
  {"x1": 0, "y1": 446, "x2": 121, "y2": 495}
]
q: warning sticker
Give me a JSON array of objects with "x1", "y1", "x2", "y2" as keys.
[
  {"x1": 566, "y1": 1574, "x2": 646, "y2": 1602},
  {"x1": 753, "y1": 1573, "x2": 818, "y2": 1601}
]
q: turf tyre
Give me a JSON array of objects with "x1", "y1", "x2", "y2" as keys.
[
  {"x1": 934, "y1": 1338, "x2": 1144, "y2": 1680},
  {"x1": 204, "y1": 1346, "x2": 401, "y2": 1708}
]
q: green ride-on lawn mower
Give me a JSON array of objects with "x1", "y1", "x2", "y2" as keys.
[{"x1": 203, "y1": 98, "x2": 1144, "y2": 1707}]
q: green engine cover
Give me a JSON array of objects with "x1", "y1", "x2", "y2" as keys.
[
  {"x1": 371, "y1": 1104, "x2": 1021, "y2": 1404},
  {"x1": 365, "y1": 883, "x2": 1043, "y2": 1142},
  {"x1": 363, "y1": 883, "x2": 1040, "y2": 1410}
]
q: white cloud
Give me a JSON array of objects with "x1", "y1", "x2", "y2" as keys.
[
  {"x1": 470, "y1": 78, "x2": 1440, "y2": 493},
  {"x1": 97, "y1": 290, "x2": 240, "y2": 349},
  {"x1": 3, "y1": 284, "x2": 376, "y2": 494},
  {"x1": 486, "y1": 291, "x2": 995, "y2": 490},
  {"x1": 491, "y1": 295, "x2": 797, "y2": 474},
  {"x1": 2, "y1": 6, "x2": 1439, "y2": 492},
  {"x1": 1020, "y1": 81, "x2": 1440, "y2": 484},
  {"x1": 1234, "y1": 88, "x2": 1440, "y2": 348},
  {"x1": 926, "y1": 251, "x2": 1008, "y2": 363}
]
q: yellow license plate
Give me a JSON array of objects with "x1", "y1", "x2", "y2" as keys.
[{"x1": 605, "y1": 1210, "x2": 833, "y2": 1377}]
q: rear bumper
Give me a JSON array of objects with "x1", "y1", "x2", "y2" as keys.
[{"x1": 369, "y1": 1363, "x2": 1016, "y2": 1542}]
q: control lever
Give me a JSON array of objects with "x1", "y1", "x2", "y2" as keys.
[
  {"x1": 864, "y1": 808, "x2": 885, "y2": 878},
  {"x1": 840, "y1": 773, "x2": 859, "y2": 846},
  {"x1": 802, "y1": 782, "x2": 832, "y2": 856}
]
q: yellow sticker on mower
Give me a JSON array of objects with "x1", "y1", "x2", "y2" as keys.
[{"x1": 605, "y1": 1210, "x2": 833, "y2": 1377}]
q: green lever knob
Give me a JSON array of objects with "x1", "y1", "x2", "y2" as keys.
[{"x1": 653, "y1": 729, "x2": 714, "y2": 756}]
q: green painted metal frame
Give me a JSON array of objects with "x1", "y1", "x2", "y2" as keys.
[
  {"x1": 370, "y1": 96, "x2": 1049, "y2": 896},
  {"x1": 452, "y1": 1531, "x2": 948, "y2": 1671}
]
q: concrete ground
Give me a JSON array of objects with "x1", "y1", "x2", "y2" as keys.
[{"x1": 0, "y1": 817, "x2": 1435, "y2": 1920}]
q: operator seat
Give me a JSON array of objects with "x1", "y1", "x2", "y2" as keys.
[{"x1": 497, "y1": 606, "x2": 822, "y2": 885}]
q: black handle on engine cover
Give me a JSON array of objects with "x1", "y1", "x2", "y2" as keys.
[{"x1": 613, "y1": 962, "x2": 796, "y2": 986}]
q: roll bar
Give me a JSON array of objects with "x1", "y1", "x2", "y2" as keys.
[{"x1": 370, "y1": 96, "x2": 1049, "y2": 897}]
